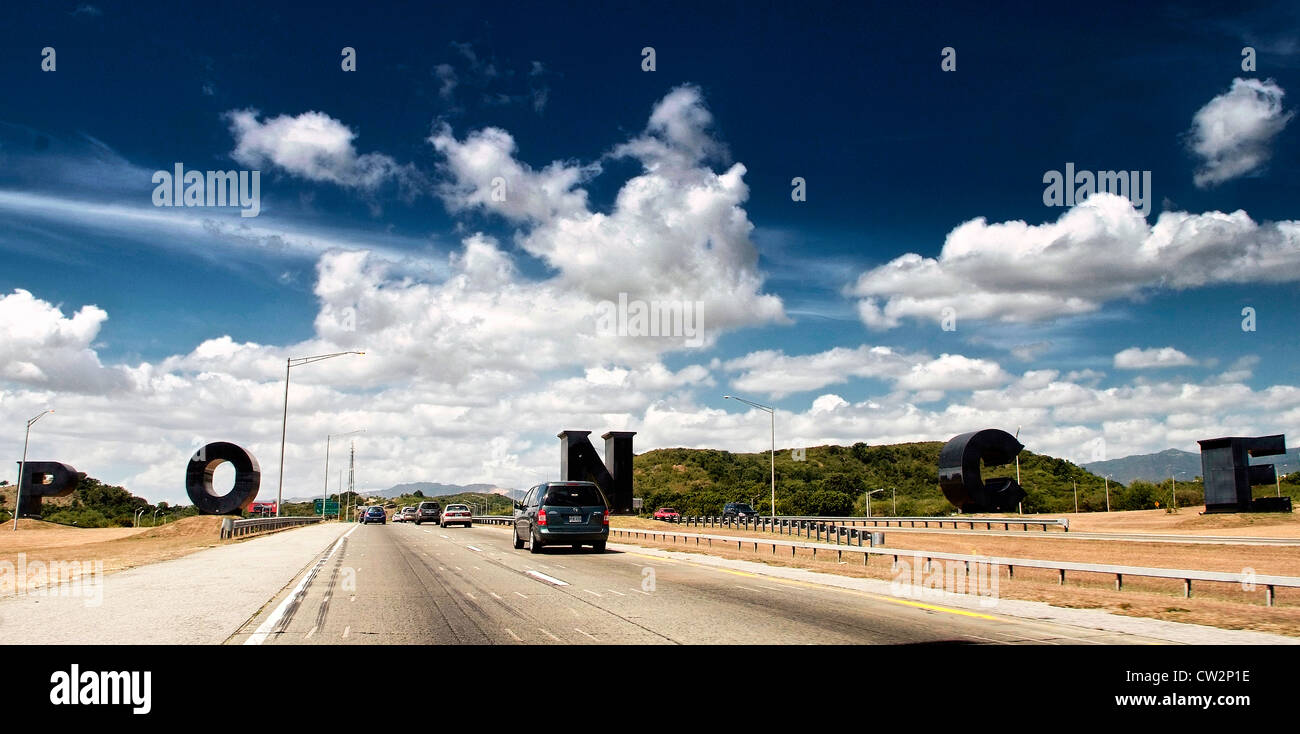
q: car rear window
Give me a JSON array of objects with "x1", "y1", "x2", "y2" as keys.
[
  {"x1": 541, "y1": 484, "x2": 605, "y2": 507},
  {"x1": 419, "y1": 502, "x2": 439, "y2": 510},
  {"x1": 446, "y1": 505, "x2": 468, "y2": 511}
]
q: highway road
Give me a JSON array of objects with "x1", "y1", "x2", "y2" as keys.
[{"x1": 228, "y1": 520, "x2": 1177, "y2": 645}]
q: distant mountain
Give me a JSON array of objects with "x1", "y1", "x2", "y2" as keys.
[
  {"x1": 1084, "y1": 448, "x2": 1299, "y2": 484},
  {"x1": 369, "y1": 482, "x2": 523, "y2": 499}
]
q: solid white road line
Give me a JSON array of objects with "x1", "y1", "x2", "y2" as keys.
[
  {"x1": 525, "y1": 570, "x2": 569, "y2": 586},
  {"x1": 245, "y1": 524, "x2": 358, "y2": 645}
]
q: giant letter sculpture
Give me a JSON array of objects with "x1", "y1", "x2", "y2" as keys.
[
  {"x1": 1198, "y1": 434, "x2": 1291, "y2": 513},
  {"x1": 185, "y1": 442, "x2": 261, "y2": 515},
  {"x1": 13, "y1": 461, "x2": 85, "y2": 519},
  {"x1": 557, "y1": 430, "x2": 636, "y2": 514},
  {"x1": 938, "y1": 429, "x2": 1026, "y2": 513}
]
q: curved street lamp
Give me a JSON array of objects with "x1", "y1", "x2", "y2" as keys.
[
  {"x1": 723, "y1": 395, "x2": 775, "y2": 520},
  {"x1": 277, "y1": 351, "x2": 365, "y2": 516},
  {"x1": 13, "y1": 409, "x2": 54, "y2": 531}
]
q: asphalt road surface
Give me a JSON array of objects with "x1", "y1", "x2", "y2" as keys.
[{"x1": 228, "y1": 521, "x2": 1175, "y2": 645}]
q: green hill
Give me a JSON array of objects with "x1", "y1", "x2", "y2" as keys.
[{"x1": 630, "y1": 441, "x2": 1244, "y2": 517}]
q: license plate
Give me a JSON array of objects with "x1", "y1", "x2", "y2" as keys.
[{"x1": 567, "y1": 515, "x2": 583, "y2": 523}]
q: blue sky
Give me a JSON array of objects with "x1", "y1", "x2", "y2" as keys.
[{"x1": 2, "y1": 1, "x2": 1299, "y2": 503}]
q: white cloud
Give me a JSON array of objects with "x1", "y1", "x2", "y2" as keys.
[
  {"x1": 1189, "y1": 78, "x2": 1293, "y2": 188},
  {"x1": 0, "y1": 289, "x2": 126, "y2": 393},
  {"x1": 1114, "y1": 346, "x2": 1198, "y2": 369},
  {"x1": 226, "y1": 109, "x2": 420, "y2": 192},
  {"x1": 431, "y1": 85, "x2": 786, "y2": 343},
  {"x1": 851, "y1": 193, "x2": 1300, "y2": 328}
]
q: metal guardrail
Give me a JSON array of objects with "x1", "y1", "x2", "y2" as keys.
[
  {"x1": 472, "y1": 516, "x2": 513, "y2": 526},
  {"x1": 220, "y1": 515, "x2": 323, "y2": 539},
  {"x1": 609, "y1": 527, "x2": 1300, "y2": 607},
  {"x1": 676, "y1": 515, "x2": 1067, "y2": 532}
]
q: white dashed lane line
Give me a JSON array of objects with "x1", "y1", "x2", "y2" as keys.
[{"x1": 525, "y1": 570, "x2": 569, "y2": 586}]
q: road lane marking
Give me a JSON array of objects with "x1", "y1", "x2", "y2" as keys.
[
  {"x1": 467, "y1": 545, "x2": 483, "y2": 552},
  {"x1": 606, "y1": 589, "x2": 626, "y2": 596},
  {"x1": 343, "y1": 626, "x2": 350, "y2": 638},
  {"x1": 574, "y1": 628, "x2": 597, "y2": 640},
  {"x1": 490, "y1": 592, "x2": 503, "y2": 600},
  {"x1": 525, "y1": 570, "x2": 569, "y2": 586},
  {"x1": 504, "y1": 628, "x2": 522, "y2": 642},
  {"x1": 440, "y1": 534, "x2": 449, "y2": 539},
  {"x1": 465, "y1": 592, "x2": 477, "y2": 600},
  {"x1": 538, "y1": 628, "x2": 560, "y2": 641},
  {"x1": 582, "y1": 589, "x2": 602, "y2": 597},
  {"x1": 245, "y1": 524, "x2": 358, "y2": 645},
  {"x1": 305, "y1": 626, "x2": 318, "y2": 640},
  {"x1": 735, "y1": 585, "x2": 762, "y2": 592},
  {"x1": 514, "y1": 592, "x2": 528, "y2": 598}
]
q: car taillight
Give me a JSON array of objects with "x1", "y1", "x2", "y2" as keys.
[
  {"x1": 602, "y1": 510, "x2": 610, "y2": 525},
  {"x1": 537, "y1": 510, "x2": 548, "y2": 526}
]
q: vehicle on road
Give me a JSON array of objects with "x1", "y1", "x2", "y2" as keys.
[
  {"x1": 513, "y1": 481, "x2": 609, "y2": 554},
  {"x1": 441, "y1": 503, "x2": 472, "y2": 528},
  {"x1": 362, "y1": 506, "x2": 386, "y2": 524},
  {"x1": 722, "y1": 502, "x2": 759, "y2": 520},
  {"x1": 413, "y1": 501, "x2": 442, "y2": 525},
  {"x1": 399, "y1": 506, "x2": 416, "y2": 522},
  {"x1": 393, "y1": 505, "x2": 406, "y2": 522},
  {"x1": 652, "y1": 507, "x2": 680, "y2": 522}
]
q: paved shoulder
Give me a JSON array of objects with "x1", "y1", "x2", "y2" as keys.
[{"x1": 0, "y1": 523, "x2": 352, "y2": 644}]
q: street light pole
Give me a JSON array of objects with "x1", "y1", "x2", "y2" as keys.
[
  {"x1": 724, "y1": 395, "x2": 776, "y2": 520},
  {"x1": 865, "y1": 489, "x2": 884, "y2": 518},
  {"x1": 1105, "y1": 475, "x2": 1111, "y2": 512},
  {"x1": 277, "y1": 351, "x2": 364, "y2": 517},
  {"x1": 1014, "y1": 425, "x2": 1022, "y2": 515},
  {"x1": 13, "y1": 409, "x2": 53, "y2": 530}
]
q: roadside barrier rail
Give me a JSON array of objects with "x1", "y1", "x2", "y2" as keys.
[
  {"x1": 220, "y1": 515, "x2": 323, "y2": 539},
  {"x1": 676, "y1": 515, "x2": 1068, "y2": 533}
]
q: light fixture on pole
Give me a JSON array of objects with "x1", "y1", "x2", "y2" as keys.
[
  {"x1": 13, "y1": 409, "x2": 53, "y2": 531},
  {"x1": 152, "y1": 507, "x2": 163, "y2": 526},
  {"x1": 723, "y1": 395, "x2": 776, "y2": 520},
  {"x1": 277, "y1": 351, "x2": 365, "y2": 517},
  {"x1": 865, "y1": 488, "x2": 884, "y2": 518},
  {"x1": 324, "y1": 429, "x2": 365, "y2": 520}
]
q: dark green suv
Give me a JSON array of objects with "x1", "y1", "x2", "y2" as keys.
[{"x1": 513, "y1": 481, "x2": 610, "y2": 553}]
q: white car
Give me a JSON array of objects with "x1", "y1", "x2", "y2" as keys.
[{"x1": 440, "y1": 504, "x2": 472, "y2": 528}]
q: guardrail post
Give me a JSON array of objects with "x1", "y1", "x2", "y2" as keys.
[
  {"x1": 1184, "y1": 579, "x2": 1191, "y2": 598},
  {"x1": 1115, "y1": 573, "x2": 1123, "y2": 591},
  {"x1": 1267, "y1": 585, "x2": 1275, "y2": 607},
  {"x1": 1058, "y1": 569, "x2": 1065, "y2": 585}
]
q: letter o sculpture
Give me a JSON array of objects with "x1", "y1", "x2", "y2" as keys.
[{"x1": 186, "y1": 442, "x2": 261, "y2": 515}]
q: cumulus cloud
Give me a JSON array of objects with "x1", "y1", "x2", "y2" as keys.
[
  {"x1": 851, "y1": 193, "x2": 1300, "y2": 329},
  {"x1": 226, "y1": 109, "x2": 421, "y2": 193},
  {"x1": 1189, "y1": 78, "x2": 1293, "y2": 188},
  {"x1": 1114, "y1": 346, "x2": 1198, "y2": 369},
  {"x1": 0, "y1": 289, "x2": 126, "y2": 393},
  {"x1": 430, "y1": 84, "x2": 786, "y2": 342}
]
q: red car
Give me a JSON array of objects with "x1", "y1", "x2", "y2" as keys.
[{"x1": 653, "y1": 507, "x2": 681, "y2": 522}]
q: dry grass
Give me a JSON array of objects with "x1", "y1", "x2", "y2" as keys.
[{"x1": 1, "y1": 517, "x2": 230, "y2": 595}]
